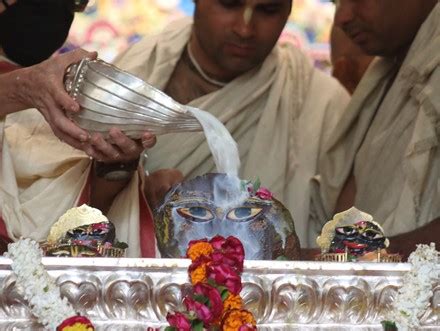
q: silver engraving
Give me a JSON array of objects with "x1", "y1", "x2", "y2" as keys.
[{"x1": 0, "y1": 258, "x2": 438, "y2": 330}]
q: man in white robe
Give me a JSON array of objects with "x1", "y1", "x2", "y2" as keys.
[
  {"x1": 311, "y1": 0, "x2": 440, "y2": 259},
  {"x1": 115, "y1": 0, "x2": 350, "y2": 248}
]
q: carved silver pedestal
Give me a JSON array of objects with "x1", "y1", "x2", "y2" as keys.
[{"x1": 1, "y1": 258, "x2": 439, "y2": 330}]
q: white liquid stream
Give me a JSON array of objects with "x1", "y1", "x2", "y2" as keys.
[
  {"x1": 187, "y1": 106, "x2": 240, "y2": 176},
  {"x1": 186, "y1": 106, "x2": 249, "y2": 207}
]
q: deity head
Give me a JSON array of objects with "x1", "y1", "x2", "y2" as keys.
[
  {"x1": 330, "y1": 220, "x2": 387, "y2": 256},
  {"x1": 44, "y1": 204, "x2": 126, "y2": 257},
  {"x1": 153, "y1": 173, "x2": 300, "y2": 260},
  {"x1": 316, "y1": 207, "x2": 393, "y2": 261}
]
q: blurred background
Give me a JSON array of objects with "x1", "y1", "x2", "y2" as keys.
[{"x1": 65, "y1": 0, "x2": 335, "y2": 69}]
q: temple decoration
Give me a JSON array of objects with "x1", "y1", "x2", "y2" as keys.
[
  {"x1": 43, "y1": 205, "x2": 127, "y2": 257},
  {"x1": 5, "y1": 238, "x2": 95, "y2": 330},
  {"x1": 165, "y1": 236, "x2": 257, "y2": 331},
  {"x1": 315, "y1": 207, "x2": 401, "y2": 262},
  {"x1": 383, "y1": 243, "x2": 440, "y2": 331},
  {"x1": 154, "y1": 173, "x2": 300, "y2": 260}
]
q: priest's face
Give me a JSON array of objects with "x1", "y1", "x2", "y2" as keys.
[
  {"x1": 192, "y1": 0, "x2": 291, "y2": 81},
  {"x1": 333, "y1": 0, "x2": 437, "y2": 57}
]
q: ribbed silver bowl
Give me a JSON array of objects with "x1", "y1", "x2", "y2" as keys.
[{"x1": 64, "y1": 58, "x2": 202, "y2": 138}]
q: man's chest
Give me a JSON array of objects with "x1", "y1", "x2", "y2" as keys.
[{"x1": 163, "y1": 57, "x2": 219, "y2": 105}]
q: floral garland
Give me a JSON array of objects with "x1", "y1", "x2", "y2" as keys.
[
  {"x1": 166, "y1": 236, "x2": 257, "y2": 331},
  {"x1": 6, "y1": 238, "x2": 94, "y2": 331},
  {"x1": 382, "y1": 243, "x2": 440, "y2": 331}
]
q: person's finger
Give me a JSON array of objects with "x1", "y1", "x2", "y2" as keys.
[
  {"x1": 49, "y1": 124, "x2": 85, "y2": 151},
  {"x1": 52, "y1": 114, "x2": 90, "y2": 143},
  {"x1": 90, "y1": 133, "x2": 121, "y2": 161},
  {"x1": 141, "y1": 132, "x2": 157, "y2": 149},
  {"x1": 40, "y1": 89, "x2": 90, "y2": 143},
  {"x1": 51, "y1": 84, "x2": 80, "y2": 113},
  {"x1": 108, "y1": 128, "x2": 143, "y2": 160}
]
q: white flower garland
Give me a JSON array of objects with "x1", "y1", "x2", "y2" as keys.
[
  {"x1": 5, "y1": 238, "x2": 76, "y2": 330},
  {"x1": 387, "y1": 243, "x2": 440, "y2": 330}
]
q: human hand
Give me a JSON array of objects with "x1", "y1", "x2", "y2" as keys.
[
  {"x1": 17, "y1": 48, "x2": 97, "y2": 152},
  {"x1": 0, "y1": 0, "x2": 16, "y2": 13},
  {"x1": 143, "y1": 169, "x2": 184, "y2": 210},
  {"x1": 90, "y1": 128, "x2": 156, "y2": 163}
]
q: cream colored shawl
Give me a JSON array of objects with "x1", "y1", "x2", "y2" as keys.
[
  {"x1": 0, "y1": 109, "x2": 144, "y2": 257},
  {"x1": 311, "y1": 4, "x2": 440, "y2": 242},
  {"x1": 115, "y1": 18, "x2": 350, "y2": 247}
]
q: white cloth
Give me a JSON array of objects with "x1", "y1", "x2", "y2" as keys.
[
  {"x1": 115, "y1": 18, "x2": 350, "y2": 247},
  {"x1": 0, "y1": 110, "x2": 143, "y2": 257},
  {"x1": 311, "y1": 4, "x2": 440, "y2": 243}
]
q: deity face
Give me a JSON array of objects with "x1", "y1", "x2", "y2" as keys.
[
  {"x1": 330, "y1": 220, "x2": 386, "y2": 256},
  {"x1": 153, "y1": 173, "x2": 300, "y2": 260},
  {"x1": 45, "y1": 222, "x2": 117, "y2": 257}
]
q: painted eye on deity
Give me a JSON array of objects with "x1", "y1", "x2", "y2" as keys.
[
  {"x1": 361, "y1": 229, "x2": 383, "y2": 240},
  {"x1": 177, "y1": 207, "x2": 214, "y2": 222},
  {"x1": 227, "y1": 207, "x2": 263, "y2": 222},
  {"x1": 335, "y1": 225, "x2": 359, "y2": 237}
]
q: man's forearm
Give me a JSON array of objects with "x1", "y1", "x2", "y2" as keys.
[
  {"x1": 388, "y1": 218, "x2": 440, "y2": 261},
  {"x1": 0, "y1": 69, "x2": 30, "y2": 116}
]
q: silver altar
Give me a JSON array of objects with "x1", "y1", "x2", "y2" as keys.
[{"x1": 1, "y1": 258, "x2": 439, "y2": 330}]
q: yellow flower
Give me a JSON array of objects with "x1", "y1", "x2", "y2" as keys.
[
  {"x1": 187, "y1": 242, "x2": 214, "y2": 261},
  {"x1": 59, "y1": 323, "x2": 94, "y2": 331}
]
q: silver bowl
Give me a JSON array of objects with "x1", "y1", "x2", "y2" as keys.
[{"x1": 64, "y1": 58, "x2": 202, "y2": 138}]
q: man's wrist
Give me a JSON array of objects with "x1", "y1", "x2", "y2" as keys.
[
  {"x1": 94, "y1": 158, "x2": 139, "y2": 181},
  {"x1": 10, "y1": 67, "x2": 32, "y2": 110}
]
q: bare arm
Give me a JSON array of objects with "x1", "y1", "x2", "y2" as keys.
[{"x1": 388, "y1": 218, "x2": 440, "y2": 261}]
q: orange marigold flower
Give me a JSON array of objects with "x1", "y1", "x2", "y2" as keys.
[
  {"x1": 187, "y1": 242, "x2": 214, "y2": 261},
  {"x1": 223, "y1": 293, "x2": 243, "y2": 311},
  {"x1": 221, "y1": 309, "x2": 256, "y2": 331},
  {"x1": 190, "y1": 263, "x2": 208, "y2": 284}
]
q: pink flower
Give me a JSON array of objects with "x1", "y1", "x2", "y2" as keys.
[
  {"x1": 166, "y1": 312, "x2": 191, "y2": 330},
  {"x1": 210, "y1": 236, "x2": 245, "y2": 272},
  {"x1": 255, "y1": 187, "x2": 273, "y2": 200},
  {"x1": 207, "y1": 263, "x2": 242, "y2": 295},
  {"x1": 209, "y1": 236, "x2": 226, "y2": 250},
  {"x1": 193, "y1": 283, "x2": 223, "y2": 319},
  {"x1": 222, "y1": 237, "x2": 245, "y2": 266},
  {"x1": 183, "y1": 297, "x2": 213, "y2": 324},
  {"x1": 239, "y1": 325, "x2": 257, "y2": 331}
]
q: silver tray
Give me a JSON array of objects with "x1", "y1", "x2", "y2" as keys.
[{"x1": 1, "y1": 258, "x2": 439, "y2": 330}]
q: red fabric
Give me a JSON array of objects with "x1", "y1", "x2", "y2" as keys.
[
  {"x1": 0, "y1": 217, "x2": 11, "y2": 243},
  {"x1": 0, "y1": 60, "x2": 20, "y2": 74},
  {"x1": 139, "y1": 183, "x2": 156, "y2": 257}
]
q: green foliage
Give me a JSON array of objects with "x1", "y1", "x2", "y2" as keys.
[
  {"x1": 381, "y1": 320, "x2": 398, "y2": 331},
  {"x1": 192, "y1": 320, "x2": 204, "y2": 331}
]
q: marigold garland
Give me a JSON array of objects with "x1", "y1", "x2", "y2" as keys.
[
  {"x1": 165, "y1": 236, "x2": 257, "y2": 331},
  {"x1": 187, "y1": 241, "x2": 215, "y2": 261},
  {"x1": 221, "y1": 309, "x2": 257, "y2": 331},
  {"x1": 223, "y1": 293, "x2": 243, "y2": 311}
]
